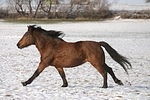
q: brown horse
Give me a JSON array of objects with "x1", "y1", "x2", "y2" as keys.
[{"x1": 17, "y1": 25, "x2": 131, "y2": 88}]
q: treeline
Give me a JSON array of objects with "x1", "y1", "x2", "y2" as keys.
[
  {"x1": 0, "y1": 0, "x2": 112, "y2": 19},
  {"x1": 1, "y1": 0, "x2": 150, "y2": 20},
  {"x1": 116, "y1": 10, "x2": 150, "y2": 19},
  {"x1": 121, "y1": 0, "x2": 150, "y2": 19}
]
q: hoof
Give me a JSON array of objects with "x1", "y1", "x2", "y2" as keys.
[
  {"x1": 102, "y1": 85, "x2": 108, "y2": 88},
  {"x1": 61, "y1": 84, "x2": 68, "y2": 87},
  {"x1": 61, "y1": 85, "x2": 68, "y2": 87},
  {"x1": 117, "y1": 80, "x2": 124, "y2": 85},
  {"x1": 21, "y1": 82, "x2": 27, "y2": 86}
]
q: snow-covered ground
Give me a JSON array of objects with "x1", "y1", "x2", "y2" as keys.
[
  {"x1": 0, "y1": 19, "x2": 150, "y2": 100},
  {"x1": 110, "y1": 4, "x2": 150, "y2": 11}
]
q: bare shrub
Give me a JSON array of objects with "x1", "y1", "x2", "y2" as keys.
[{"x1": 6, "y1": 0, "x2": 112, "y2": 19}]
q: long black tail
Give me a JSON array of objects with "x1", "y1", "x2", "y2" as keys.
[{"x1": 99, "y1": 41, "x2": 132, "y2": 74}]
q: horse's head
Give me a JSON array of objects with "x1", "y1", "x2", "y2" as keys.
[{"x1": 17, "y1": 25, "x2": 35, "y2": 49}]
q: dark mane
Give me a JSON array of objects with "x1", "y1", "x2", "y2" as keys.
[{"x1": 29, "y1": 25, "x2": 65, "y2": 38}]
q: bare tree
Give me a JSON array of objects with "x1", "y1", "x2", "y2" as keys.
[
  {"x1": 33, "y1": 0, "x2": 42, "y2": 18},
  {"x1": 25, "y1": 0, "x2": 42, "y2": 18},
  {"x1": 41, "y1": 0, "x2": 59, "y2": 18},
  {"x1": 7, "y1": 0, "x2": 29, "y2": 18},
  {"x1": 14, "y1": 0, "x2": 26, "y2": 17},
  {"x1": 63, "y1": 0, "x2": 90, "y2": 19},
  {"x1": 28, "y1": 0, "x2": 33, "y2": 17},
  {"x1": 6, "y1": 0, "x2": 111, "y2": 19},
  {"x1": 56, "y1": 0, "x2": 111, "y2": 19},
  {"x1": 41, "y1": 0, "x2": 52, "y2": 18},
  {"x1": 7, "y1": 0, "x2": 43, "y2": 18},
  {"x1": 82, "y1": 0, "x2": 110, "y2": 19},
  {"x1": 65, "y1": 0, "x2": 80, "y2": 19}
]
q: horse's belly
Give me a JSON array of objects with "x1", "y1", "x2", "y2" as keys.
[{"x1": 51, "y1": 57, "x2": 85, "y2": 68}]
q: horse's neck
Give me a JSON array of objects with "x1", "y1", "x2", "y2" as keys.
[{"x1": 34, "y1": 34, "x2": 54, "y2": 54}]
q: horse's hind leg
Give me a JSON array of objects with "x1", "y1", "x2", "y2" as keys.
[
  {"x1": 55, "y1": 67, "x2": 68, "y2": 87},
  {"x1": 96, "y1": 66, "x2": 108, "y2": 88},
  {"x1": 91, "y1": 63, "x2": 108, "y2": 88},
  {"x1": 104, "y1": 63, "x2": 123, "y2": 85}
]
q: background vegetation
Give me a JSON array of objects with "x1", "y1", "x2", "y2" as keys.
[
  {"x1": 0, "y1": 0, "x2": 111, "y2": 20},
  {"x1": 0, "y1": 0, "x2": 150, "y2": 20}
]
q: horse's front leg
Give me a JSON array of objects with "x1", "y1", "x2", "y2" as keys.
[
  {"x1": 22, "y1": 61, "x2": 48, "y2": 86},
  {"x1": 55, "y1": 67, "x2": 68, "y2": 87}
]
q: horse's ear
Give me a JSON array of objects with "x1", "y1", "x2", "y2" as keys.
[{"x1": 27, "y1": 25, "x2": 34, "y2": 34}]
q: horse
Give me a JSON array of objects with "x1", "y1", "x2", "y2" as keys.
[{"x1": 17, "y1": 25, "x2": 132, "y2": 88}]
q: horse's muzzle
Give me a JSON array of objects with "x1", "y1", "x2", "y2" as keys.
[{"x1": 17, "y1": 43, "x2": 22, "y2": 49}]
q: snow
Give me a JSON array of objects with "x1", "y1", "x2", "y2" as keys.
[
  {"x1": 0, "y1": 19, "x2": 150, "y2": 99},
  {"x1": 110, "y1": 4, "x2": 150, "y2": 11}
]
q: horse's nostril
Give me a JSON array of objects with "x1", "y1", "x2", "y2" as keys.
[
  {"x1": 17, "y1": 43, "x2": 19, "y2": 47},
  {"x1": 17, "y1": 43, "x2": 22, "y2": 49}
]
